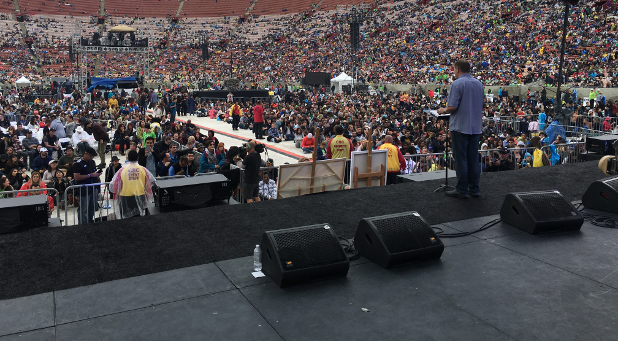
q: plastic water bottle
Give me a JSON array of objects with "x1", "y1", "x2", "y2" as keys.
[{"x1": 253, "y1": 245, "x2": 262, "y2": 272}]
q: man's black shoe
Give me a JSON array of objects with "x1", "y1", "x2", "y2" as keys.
[
  {"x1": 97, "y1": 163, "x2": 106, "y2": 169},
  {"x1": 471, "y1": 193, "x2": 480, "y2": 198},
  {"x1": 445, "y1": 189, "x2": 468, "y2": 199}
]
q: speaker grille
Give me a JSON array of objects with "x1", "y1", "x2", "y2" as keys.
[
  {"x1": 272, "y1": 227, "x2": 345, "y2": 270},
  {"x1": 369, "y1": 214, "x2": 436, "y2": 253},
  {"x1": 604, "y1": 177, "x2": 618, "y2": 192},
  {"x1": 519, "y1": 193, "x2": 576, "y2": 220}
]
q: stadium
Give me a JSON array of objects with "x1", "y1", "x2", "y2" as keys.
[{"x1": 1, "y1": 0, "x2": 618, "y2": 339}]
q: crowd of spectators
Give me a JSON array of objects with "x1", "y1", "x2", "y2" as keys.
[
  {"x1": 0, "y1": 0, "x2": 617, "y2": 88},
  {"x1": 0, "y1": 0, "x2": 618, "y2": 219}
]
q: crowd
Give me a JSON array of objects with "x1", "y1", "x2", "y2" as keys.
[
  {"x1": 2, "y1": 74, "x2": 616, "y2": 207},
  {"x1": 1, "y1": 0, "x2": 617, "y2": 87},
  {"x1": 1, "y1": 0, "x2": 618, "y2": 222}
]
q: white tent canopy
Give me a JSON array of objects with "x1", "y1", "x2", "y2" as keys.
[
  {"x1": 330, "y1": 72, "x2": 355, "y2": 93},
  {"x1": 15, "y1": 76, "x2": 31, "y2": 87}
]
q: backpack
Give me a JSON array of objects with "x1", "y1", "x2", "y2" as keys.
[{"x1": 533, "y1": 148, "x2": 549, "y2": 167}]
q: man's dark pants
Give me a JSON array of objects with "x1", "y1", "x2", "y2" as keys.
[
  {"x1": 232, "y1": 115, "x2": 240, "y2": 130},
  {"x1": 451, "y1": 131, "x2": 480, "y2": 196},
  {"x1": 386, "y1": 171, "x2": 399, "y2": 185},
  {"x1": 254, "y1": 122, "x2": 263, "y2": 138}
]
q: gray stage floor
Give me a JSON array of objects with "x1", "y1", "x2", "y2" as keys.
[{"x1": 2, "y1": 209, "x2": 618, "y2": 341}]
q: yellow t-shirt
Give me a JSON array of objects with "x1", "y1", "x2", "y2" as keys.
[
  {"x1": 378, "y1": 143, "x2": 401, "y2": 172},
  {"x1": 118, "y1": 164, "x2": 147, "y2": 197},
  {"x1": 329, "y1": 135, "x2": 352, "y2": 159}
]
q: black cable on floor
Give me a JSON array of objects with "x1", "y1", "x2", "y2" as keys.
[
  {"x1": 432, "y1": 218, "x2": 502, "y2": 238},
  {"x1": 575, "y1": 203, "x2": 618, "y2": 229},
  {"x1": 339, "y1": 237, "x2": 361, "y2": 261}
]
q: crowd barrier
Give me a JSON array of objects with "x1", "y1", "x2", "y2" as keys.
[
  {"x1": 482, "y1": 115, "x2": 618, "y2": 138},
  {"x1": 63, "y1": 183, "x2": 113, "y2": 226}
]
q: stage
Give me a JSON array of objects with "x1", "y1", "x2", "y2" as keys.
[{"x1": 2, "y1": 162, "x2": 618, "y2": 340}]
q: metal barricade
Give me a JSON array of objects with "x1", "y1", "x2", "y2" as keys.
[
  {"x1": 64, "y1": 182, "x2": 113, "y2": 226},
  {"x1": 402, "y1": 152, "x2": 455, "y2": 173},
  {"x1": 479, "y1": 142, "x2": 585, "y2": 171},
  {"x1": 479, "y1": 148, "x2": 522, "y2": 171},
  {"x1": 541, "y1": 142, "x2": 585, "y2": 165},
  {"x1": 0, "y1": 188, "x2": 60, "y2": 218}
]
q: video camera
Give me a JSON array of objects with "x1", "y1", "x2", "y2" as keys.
[
  {"x1": 240, "y1": 141, "x2": 266, "y2": 154},
  {"x1": 598, "y1": 139, "x2": 618, "y2": 176}
]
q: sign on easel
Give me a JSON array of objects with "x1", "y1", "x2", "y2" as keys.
[{"x1": 349, "y1": 149, "x2": 387, "y2": 189}]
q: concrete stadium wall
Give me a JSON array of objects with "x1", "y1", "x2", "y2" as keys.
[{"x1": 4, "y1": 81, "x2": 618, "y2": 101}]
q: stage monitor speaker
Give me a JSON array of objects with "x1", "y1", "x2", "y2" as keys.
[
  {"x1": 260, "y1": 224, "x2": 350, "y2": 287},
  {"x1": 354, "y1": 212, "x2": 444, "y2": 268},
  {"x1": 0, "y1": 196, "x2": 48, "y2": 234},
  {"x1": 582, "y1": 176, "x2": 618, "y2": 214},
  {"x1": 500, "y1": 191, "x2": 583, "y2": 234}
]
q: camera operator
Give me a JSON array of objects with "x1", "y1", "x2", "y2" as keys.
[
  {"x1": 242, "y1": 141, "x2": 263, "y2": 203},
  {"x1": 71, "y1": 147, "x2": 101, "y2": 224},
  {"x1": 484, "y1": 147, "x2": 515, "y2": 172}
]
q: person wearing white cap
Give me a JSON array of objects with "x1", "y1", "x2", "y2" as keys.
[
  {"x1": 301, "y1": 132, "x2": 315, "y2": 154},
  {"x1": 72, "y1": 126, "x2": 91, "y2": 157},
  {"x1": 32, "y1": 147, "x2": 53, "y2": 172}
]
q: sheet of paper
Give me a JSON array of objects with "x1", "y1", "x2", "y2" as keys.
[{"x1": 252, "y1": 271, "x2": 265, "y2": 278}]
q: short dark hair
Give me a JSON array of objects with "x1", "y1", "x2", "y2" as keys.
[
  {"x1": 179, "y1": 156, "x2": 188, "y2": 164},
  {"x1": 145, "y1": 136, "x2": 155, "y2": 143},
  {"x1": 454, "y1": 59, "x2": 470, "y2": 73},
  {"x1": 334, "y1": 125, "x2": 344, "y2": 135},
  {"x1": 127, "y1": 150, "x2": 138, "y2": 161}
]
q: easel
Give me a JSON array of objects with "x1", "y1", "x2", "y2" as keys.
[
  {"x1": 309, "y1": 127, "x2": 320, "y2": 194},
  {"x1": 352, "y1": 128, "x2": 385, "y2": 188}
]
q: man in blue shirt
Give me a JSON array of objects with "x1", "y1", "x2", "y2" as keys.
[
  {"x1": 437, "y1": 59, "x2": 484, "y2": 198},
  {"x1": 32, "y1": 148, "x2": 53, "y2": 172}
]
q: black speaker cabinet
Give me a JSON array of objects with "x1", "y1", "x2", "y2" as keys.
[
  {"x1": 500, "y1": 191, "x2": 583, "y2": 234},
  {"x1": 354, "y1": 212, "x2": 444, "y2": 268},
  {"x1": 154, "y1": 174, "x2": 231, "y2": 212},
  {"x1": 0, "y1": 196, "x2": 48, "y2": 234},
  {"x1": 586, "y1": 134, "x2": 617, "y2": 155},
  {"x1": 260, "y1": 224, "x2": 350, "y2": 288},
  {"x1": 582, "y1": 176, "x2": 618, "y2": 214}
]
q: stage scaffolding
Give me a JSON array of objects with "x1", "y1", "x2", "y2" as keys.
[{"x1": 70, "y1": 22, "x2": 152, "y2": 91}]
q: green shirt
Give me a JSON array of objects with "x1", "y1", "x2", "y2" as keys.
[{"x1": 142, "y1": 132, "x2": 157, "y2": 146}]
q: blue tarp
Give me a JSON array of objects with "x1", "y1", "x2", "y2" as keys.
[
  {"x1": 88, "y1": 77, "x2": 137, "y2": 92},
  {"x1": 544, "y1": 121, "x2": 566, "y2": 144}
]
